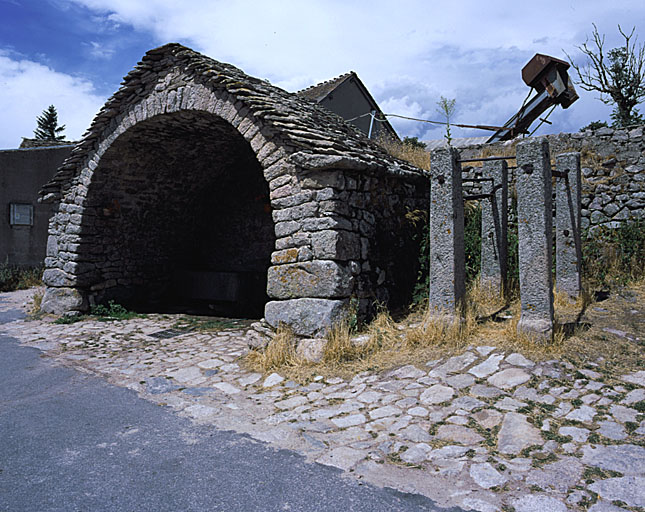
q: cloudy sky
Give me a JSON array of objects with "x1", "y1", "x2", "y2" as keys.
[{"x1": 1, "y1": 0, "x2": 643, "y2": 149}]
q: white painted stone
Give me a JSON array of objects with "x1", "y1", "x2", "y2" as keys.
[
  {"x1": 262, "y1": 372, "x2": 284, "y2": 387},
  {"x1": 400, "y1": 443, "x2": 432, "y2": 464},
  {"x1": 565, "y1": 405, "x2": 596, "y2": 422},
  {"x1": 184, "y1": 404, "x2": 217, "y2": 420},
  {"x1": 274, "y1": 396, "x2": 308, "y2": 410},
  {"x1": 408, "y1": 406, "x2": 429, "y2": 417},
  {"x1": 197, "y1": 358, "x2": 224, "y2": 369},
  {"x1": 559, "y1": 426, "x2": 589, "y2": 442},
  {"x1": 623, "y1": 388, "x2": 645, "y2": 405},
  {"x1": 621, "y1": 370, "x2": 645, "y2": 387},
  {"x1": 497, "y1": 412, "x2": 542, "y2": 455},
  {"x1": 611, "y1": 404, "x2": 639, "y2": 423},
  {"x1": 436, "y1": 425, "x2": 483, "y2": 444},
  {"x1": 331, "y1": 414, "x2": 367, "y2": 428},
  {"x1": 419, "y1": 384, "x2": 454, "y2": 405},
  {"x1": 511, "y1": 495, "x2": 567, "y2": 512},
  {"x1": 487, "y1": 368, "x2": 530, "y2": 389},
  {"x1": 213, "y1": 382, "x2": 241, "y2": 394},
  {"x1": 469, "y1": 354, "x2": 504, "y2": 378},
  {"x1": 369, "y1": 405, "x2": 402, "y2": 419},
  {"x1": 589, "y1": 477, "x2": 645, "y2": 508},
  {"x1": 472, "y1": 409, "x2": 503, "y2": 429},
  {"x1": 475, "y1": 346, "x2": 496, "y2": 356},
  {"x1": 168, "y1": 367, "x2": 203, "y2": 383},
  {"x1": 461, "y1": 497, "x2": 499, "y2": 512},
  {"x1": 238, "y1": 373, "x2": 262, "y2": 386},
  {"x1": 469, "y1": 462, "x2": 507, "y2": 489},
  {"x1": 316, "y1": 446, "x2": 366, "y2": 471},
  {"x1": 505, "y1": 353, "x2": 535, "y2": 367}
]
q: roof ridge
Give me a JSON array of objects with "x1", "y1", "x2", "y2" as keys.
[{"x1": 297, "y1": 71, "x2": 356, "y2": 94}]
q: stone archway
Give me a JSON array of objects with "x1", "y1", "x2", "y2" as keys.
[
  {"x1": 79, "y1": 110, "x2": 274, "y2": 316},
  {"x1": 40, "y1": 43, "x2": 429, "y2": 335}
]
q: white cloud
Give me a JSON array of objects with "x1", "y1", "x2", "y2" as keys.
[
  {"x1": 66, "y1": 0, "x2": 644, "y2": 138},
  {"x1": 0, "y1": 50, "x2": 106, "y2": 149}
]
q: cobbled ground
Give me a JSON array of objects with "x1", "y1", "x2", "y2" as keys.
[{"x1": 2, "y1": 289, "x2": 644, "y2": 512}]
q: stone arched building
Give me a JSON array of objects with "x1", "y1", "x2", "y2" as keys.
[{"x1": 39, "y1": 43, "x2": 428, "y2": 335}]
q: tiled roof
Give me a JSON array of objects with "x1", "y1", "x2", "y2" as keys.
[{"x1": 297, "y1": 72, "x2": 356, "y2": 102}]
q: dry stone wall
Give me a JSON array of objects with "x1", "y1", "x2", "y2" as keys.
[{"x1": 458, "y1": 126, "x2": 645, "y2": 230}]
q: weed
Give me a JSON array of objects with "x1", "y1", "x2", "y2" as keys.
[
  {"x1": 90, "y1": 301, "x2": 141, "y2": 321},
  {"x1": 0, "y1": 261, "x2": 43, "y2": 292}
]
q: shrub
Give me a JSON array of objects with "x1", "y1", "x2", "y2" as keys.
[
  {"x1": 0, "y1": 262, "x2": 43, "y2": 292},
  {"x1": 582, "y1": 219, "x2": 645, "y2": 287}
]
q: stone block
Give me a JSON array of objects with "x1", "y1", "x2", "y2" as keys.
[
  {"x1": 40, "y1": 287, "x2": 86, "y2": 315},
  {"x1": 515, "y1": 138, "x2": 554, "y2": 341},
  {"x1": 311, "y1": 230, "x2": 360, "y2": 260},
  {"x1": 42, "y1": 268, "x2": 76, "y2": 287},
  {"x1": 264, "y1": 298, "x2": 349, "y2": 336},
  {"x1": 266, "y1": 261, "x2": 354, "y2": 299}
]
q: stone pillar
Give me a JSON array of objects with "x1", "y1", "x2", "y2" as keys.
[
  {"x1": 555, "y1": 152, "x2": 582, "y2": 299},
  {"x1": 480, "y1": 160, "x2": 508, "y2": 294},
  {"x1": 515, "y1": 138, "x2": 554, "y2": 341},
  {"x1": 429, "y1": 147, "x2": 465, "y2": 316}
]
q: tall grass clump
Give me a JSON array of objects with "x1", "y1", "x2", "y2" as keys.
[
  {"x1": 582, "y1": 219, "x2": 645, "y2": 287},
  {"x1": 0, "y1": 262, "x2": 43, "y2": 292}
]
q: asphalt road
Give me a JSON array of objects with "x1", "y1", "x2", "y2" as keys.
[{"x1": 0, "y1": 304, "x2": 462, "y2": 512}]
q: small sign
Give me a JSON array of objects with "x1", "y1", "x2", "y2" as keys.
[{"x1": 10, "y1": 203, "x2": 33, "y2": 226}]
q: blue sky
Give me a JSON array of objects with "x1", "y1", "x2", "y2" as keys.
[{"x1": 1, "y1": 0, "x2": 643, "y2": 149}]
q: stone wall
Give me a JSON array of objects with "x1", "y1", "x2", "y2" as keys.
[
  {"x1": 457, "y1": 125, "x2": 645, "y2": 230},
  {"x1": 40, "y1": 43, "x2": 428, "y2": 336}
]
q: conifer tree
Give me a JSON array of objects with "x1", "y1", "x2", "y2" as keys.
[{"x1": 33, "y1": 105, "x2": 66, "y2": 141}]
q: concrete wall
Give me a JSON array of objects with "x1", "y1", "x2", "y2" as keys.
[{"x1": 0, "y1": 146, "x2": 72, "y2": 266}]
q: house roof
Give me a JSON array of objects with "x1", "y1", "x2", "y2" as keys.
[
  {"x1": 297, "y1": 72, "x2": 398, "y2": 139},
  {"x1": 19, "y1": 138, "x2": 76, "y2": 149},
  {"x1": 298, "y1": 72, "x2": 356, "y2": 103}
]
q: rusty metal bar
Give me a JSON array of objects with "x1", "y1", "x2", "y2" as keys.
[{"x1": 458, "y1": 155, "x2": 517, "y2": 163}]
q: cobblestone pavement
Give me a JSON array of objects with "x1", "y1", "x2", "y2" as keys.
[{"x1": 2, "y1": 289, "x2": 644, "y2": 512}]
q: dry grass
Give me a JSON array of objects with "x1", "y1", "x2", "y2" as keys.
[
  {"x1": 245, "y1": 324, "x2": 298, "y2": 373},
  {"x1": 245, "y1": 271, "x2": 643, "y2": 383},
  {"x1": 377, "y1": 137, "x2": 431, "y2": 170}
]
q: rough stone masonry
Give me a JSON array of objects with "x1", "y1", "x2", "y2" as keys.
[{"x1": 39, "y1": 43, "x2": 429, "y2": 335}]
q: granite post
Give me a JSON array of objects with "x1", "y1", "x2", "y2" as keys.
[
  {"x1": 429, "y1": 147, "x2": 465, "y2": 317},
  {"x1": 555, "y1": 152, "x2": 582, "y2": 299},
  {"x1": 480, "y1": 159, "x2": 508, "y2": 294},
  {"x1": 515, "y1": 138, "x2": 554, "y2": 341}
]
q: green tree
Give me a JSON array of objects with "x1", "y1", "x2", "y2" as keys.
[
  {"x1": 579, "y1": 120, "x2": 609, "y2": 132},
  {"x1": 34, "y1": 105, "x2": 66, "y2": 141},
  {"x1": 402, "y1": 136, "x2": 427, "y2": 149},
  {"x1": 567, "y1": 25, "x2": 645, "y2": 128},
  {"x1": 436, "y1": 96, "x2": 456, "y2": 145}
]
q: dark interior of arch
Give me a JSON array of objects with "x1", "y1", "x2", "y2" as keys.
[{"x1": 79, "y1": 110, "x2": 275, "y2": 317}]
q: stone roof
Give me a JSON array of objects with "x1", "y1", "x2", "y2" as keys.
[
  {"x1": 41, "y1": 44, "x2": 423, "y2": 202},
  {"x1": 20, "y1": 138, "x2": 76, "y2": 149},
  {"x1": 297, "y1": 72, "x2": 356, "y2": 103}
]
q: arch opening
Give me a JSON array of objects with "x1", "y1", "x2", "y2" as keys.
[{"x1": 80, "y1": 111, "x2": 275, "y2": 317}]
